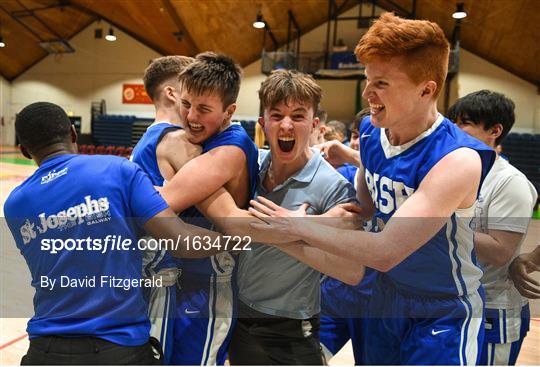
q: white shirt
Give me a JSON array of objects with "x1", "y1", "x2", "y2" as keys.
[{"x1": 474, "y1": 156, "x2": 538, "y2": 309}]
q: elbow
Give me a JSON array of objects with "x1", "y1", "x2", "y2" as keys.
[
  {"x1": 372, "y1": 257, "x2": 398, "y2": 273},
  {"x1": 341, "y1": 267, "x2": 365, "y2": 286}
]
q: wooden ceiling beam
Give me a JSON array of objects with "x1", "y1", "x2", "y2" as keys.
[
  {"x1": 161, "y1": 0, "x2": 199, "y2": 55},
  {"x1": 65, "y1": 0, "x2": 169, "y2": 56}
]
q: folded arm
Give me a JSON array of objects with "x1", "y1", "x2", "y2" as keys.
[{"x1": 159, "y1": 145, "x2": 246, "y2": 213}]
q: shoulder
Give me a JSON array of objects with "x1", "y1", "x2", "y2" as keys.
[
  {"x1": 430, "y1": 147, "x2": 481, "y2": 177},
  {"x1": 313, "y1": 155, "x2": 355, "y2": 195},
  {"x1": 487, "y1": 159, "x2": 537, "y2": 198}
]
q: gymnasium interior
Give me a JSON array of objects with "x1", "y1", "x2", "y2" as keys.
[{"x1": 0, "y1": 0, "x2": 539, "y2": 365}]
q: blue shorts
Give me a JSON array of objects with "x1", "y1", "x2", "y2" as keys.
[
  {"x1": 365, "y1": 275, "x2": 485, "y2": 365},
  {"x1": 320, "y1": 277, "x2": 370, "y2": 365},
  {"x1": 171, "y1": 273, "x2": 236, "y2": 365},
  {"x1": 146, "y1": 283, "x2": 176, "y2": 364},
  {"x1": 479, "y1": 304, "x2": 530, "y2": 365}
]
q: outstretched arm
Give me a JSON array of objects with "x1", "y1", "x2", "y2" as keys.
[
  {"x1": 143, "y1": 207, "x2": 236, "y2": 259},
  {"x1": 251, "y1": 148, "x2": 482, "y2": 272}
]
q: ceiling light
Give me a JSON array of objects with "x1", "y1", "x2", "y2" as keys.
[
  {"x1": 105, "y1": 27, "x2": 116, "y2": 41},
  {"x1": 253, "y1": 13, "x2": 265, "y2": 28},
  {"x1": 0, "y1": 36, "x2": 5, "y2": 48},
  {"x1": 452, "y1": 3, "x2": 467, "y2": 19}
]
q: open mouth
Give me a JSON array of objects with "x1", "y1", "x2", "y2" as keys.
[
  {"x1": 278, "y1": 136, "x2": 295, "y2": 153},
  {"x1": 188, "y1": 121, "x2": 204, "y2": 134},
  {"x1": 370, "y1": 103, "x2": 385, "y2": 115}
]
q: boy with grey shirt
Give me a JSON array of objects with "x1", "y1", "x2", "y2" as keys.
[{"x1": 228, "y1": 70, "x2": 361, "y2": 365}]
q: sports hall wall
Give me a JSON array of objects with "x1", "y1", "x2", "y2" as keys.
[
  {"x1": 2, "y1": 24, "x2": 160, "y2": 145},
  {"x1": 236, "y1": 4, "x2": 539, "y2": 132},
  {"x1": 2, "y1": 7, "x2": 539, "y2": 146},
  {"x1": 0, "y1": 75, "x2": 12, "y2": 145}
]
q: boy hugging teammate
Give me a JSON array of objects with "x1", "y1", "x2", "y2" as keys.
[
  {"x1": 133, "y1": 53, "x2": 258, "y2": 365},
  {"x1": 131, "y1": 55, "x2": 199, "y2": 364}
]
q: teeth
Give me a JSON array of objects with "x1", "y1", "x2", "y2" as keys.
[
  {"x1": 278, "y1": 136, "x2": 295, "y2": 141},
  {"x1": 369, "y1": 103, "x2": 384, "y2": 109},
  {"x1": 189, "y1": 122, "x2": 203, "y2": 129}
]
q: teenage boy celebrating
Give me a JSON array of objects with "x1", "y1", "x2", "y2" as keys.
[
  {"x1": 449, "y1": 90, "x2": 537, "y2": 365},
  {"x1": 131, "y1": 55, "x2": 200, "y2": 364},
  {"x1": 227, "y1": 69, "x2": 362, "y2": 365},
  {"x1": 158, "y1": 52, "x2": 259, "y2": 365},
  {"x1": 250, "y1": 13, "x2": 496, "y2": 365}
]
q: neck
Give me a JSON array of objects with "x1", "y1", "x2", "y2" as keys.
[
  {"x1": 386, "y1": 104, "x2": 438, "y2": 146},
  {"x1": 34, "y1": 143, "x2": 76, "y2": 166},
  {"x1": 266, "y1": 148, "x2": 312, "y2": 188},
  {"x1": 154, "y1": 107, "x2": 182, "y2": 126}
]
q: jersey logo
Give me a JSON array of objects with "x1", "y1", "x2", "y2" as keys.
[
  {"x1": 184, "y1": 309, "x2": 200, "y2": 315},
  {"x1": 431, "y1": 329, "x2": 450, "y2": 335},
  {"x1": 19, "y1": 195, "x2": 111, "y2": 244},
  {"x1": 364, "y1": 168, "x2": 415, "y2": 214},
  {"x1": 361, "y1": 132, "x2": 371, "y2": 139},
  {"x1": 41, "y1": 167, "x2": 68, "y2": 184}
]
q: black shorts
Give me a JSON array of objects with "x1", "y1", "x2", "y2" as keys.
[
  {"x1": 21, "y1": 335, "x2": 162, "y2": 365},
  {"x1": 228, "y1": 301, "x2": 324, "y2": 365}
]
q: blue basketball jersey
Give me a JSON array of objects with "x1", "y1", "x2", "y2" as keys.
[
  {"x1": 359, "y1": 114, "x2": 495, "y2": 297},
  {"x1": 180, "y1": 123, "x2": 259, "y2": 276},
  {"x1": 131, "y1": 122, "x2": 181, "y2": 187},
  {"x1": 4, "y1": 154, "x2": 169, "y2": 346},
  {"x1": 131, "y1": 122, "x2": 183, "y2": 275}
]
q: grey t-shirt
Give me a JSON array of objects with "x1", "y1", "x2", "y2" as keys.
[{"x1": 237, "y1": 148, "x2": 357, "y2": 319}]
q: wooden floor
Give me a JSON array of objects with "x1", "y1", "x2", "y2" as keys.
[{"x1": 0, "y1": 146, "x2": 538, "y2": 365}]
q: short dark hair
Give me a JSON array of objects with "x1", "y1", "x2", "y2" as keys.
[
  {"x1": 143, "y1": 55, "x2": 194, "y2": 101},
  {"x1": 447, "y1": 90, "x2": 515, "y2": 145},
  {"x1": 16, "y1": 102, "x2": 72, "y2": 152},
  {"x1": 179, "y1": 52, "x2": 242, "y2": 109},
  {"x1": 352, "y1": 107, "x2": 371, "y2": 132}
]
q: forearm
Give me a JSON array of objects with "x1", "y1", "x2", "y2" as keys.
[
  {"x1": 144, "y1": 214, "x2": 226, "y2": 259},
  {"x1": 342, "y1": 146, "x2": 361, "y2": 167},
  {"x1": 474, "y1": 232, "x2": 513, "y2": 266},
  {"x1": 277, "y1": 242, "x2": 364, "y2": 285},
  {"x1": 220, "y1": 212, "x2": 289, "y2": 244},
  {"x1": 292, "y1": 216, "x2": 447, "y2": 272}
]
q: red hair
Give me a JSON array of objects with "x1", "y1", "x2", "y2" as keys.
[{"x1": 355, "y1": 13, "x2": 450, "y2": 98}]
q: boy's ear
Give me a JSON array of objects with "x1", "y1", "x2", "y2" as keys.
[
  {"x1": 490, "y1": 123, "x2": 504, "y2": 139},
  {"x1": 19, "y1": 145, "x2": 32, "y2": 160},
  {"x1": 258, "y1": 116, "x2": 265, "y2": 128},
  {"x1": 163, "y1": 85, "x2": 177, "y2": 103},
  {"x1": 421, "y1": 81, "x2": 437, "y2": 98},
  {"x1": 71, "y1": 125, "x2": 78, "y2": 143},
  {"x1": 226, "y1": 103, "x2": 237, "y2": 118},
  {"x1": 312, "y1": 117, "x2": 320, "y2": 129}
]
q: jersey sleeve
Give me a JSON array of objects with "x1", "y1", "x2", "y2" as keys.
[
  {"x1": 121, "y1": 160, "x2": 169, "y2": 224},
  {"x1": 486, "y1": 174, "x2": 538, "y2": 233}
]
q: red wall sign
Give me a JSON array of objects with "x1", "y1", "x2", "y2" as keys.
[{"x1": 122, "y1": 84, "x2": 152, "y2": 104}]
